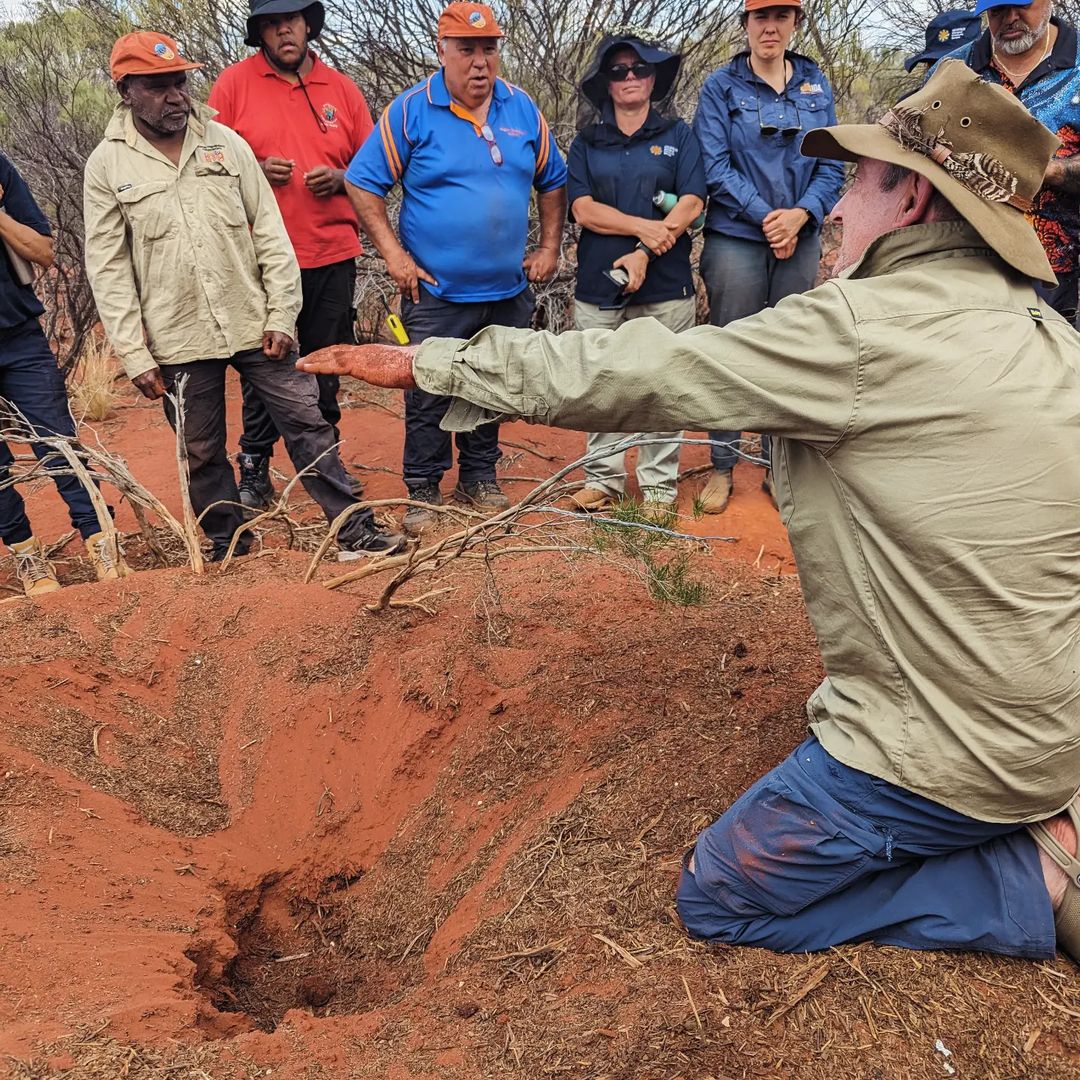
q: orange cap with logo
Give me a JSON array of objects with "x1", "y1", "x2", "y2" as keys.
[
  {"x1": 109, "y1": 32, "x2": 204, "y2": 81},
  {"x1": 437, "y1": 2, "x2": 504, "y2": 38}
]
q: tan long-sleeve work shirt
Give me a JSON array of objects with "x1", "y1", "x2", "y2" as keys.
[
  {"x1": 414, "y1": 221, "x2": 1080, "y2": 824},
  {"x1": 83, "y1": 102, "x2": 301, "y2": 380}
]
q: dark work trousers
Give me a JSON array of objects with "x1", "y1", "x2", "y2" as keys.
[
  {"x1": 0, "y1": 318, "x2": 101, "y2": 546},
  {"x1": 400, "y1": 285, "x2": 534, "y2": 491},
  {"x1": 698, "y1": 231, "x2": 821, "y2": 473},
  {"x1": 239, "y1": 259, "x2": 357, "y2": 458},
  {"x1": 161, "y1": 348, "x2": 372, "y2": 550}
]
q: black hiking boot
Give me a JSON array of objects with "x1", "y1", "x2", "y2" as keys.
[
  {"x1": 237, "y1": 453, "x2": 274, "y2": 512},
  {"x1": 403, "y1": 483, "x2": 443, "y2": 536},
  {"x1": 337, "y1": 522, "x2": 408, "y2": 560},
  {"x1": 454, "y1": 479, "x2": 510, "y2": 511}
]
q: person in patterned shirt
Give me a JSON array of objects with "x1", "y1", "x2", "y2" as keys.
[{"x1": 937, "y1": 0, "x2": 1080, "y2": 322}]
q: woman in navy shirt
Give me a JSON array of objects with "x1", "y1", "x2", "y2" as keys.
[
  {"x1": 693, "y1": 0, "x2": 843, "y2": 513},
  {"x1": 566, "y1": 32, "x2": 706, "y2": 519}
]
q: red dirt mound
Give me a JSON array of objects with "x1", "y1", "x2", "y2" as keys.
[{"x1": 1, "y1": 382, "x2": 1078, "y2": 1079}]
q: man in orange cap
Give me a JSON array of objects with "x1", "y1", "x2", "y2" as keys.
[
  {"x1": 344, "y1": 2, "x2": 567, "y2": 536},
  {"x1": 83, "y1": 32, "x2": 404, "y2": 561}
]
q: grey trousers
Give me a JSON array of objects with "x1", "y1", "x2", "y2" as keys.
[
  {"x1": 573, "y1": 297, "x2": 696, "y2": 502},
  {"x1": 161, "y1": 348, "x2": 370, "y2": 549}
]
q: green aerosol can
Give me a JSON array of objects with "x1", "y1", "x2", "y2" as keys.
[{"x1": 653, "y1": 190, "x2": 707, "y2": 232}]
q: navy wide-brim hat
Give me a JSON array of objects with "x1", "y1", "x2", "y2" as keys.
[
  {"x1": 579, "y1": 34, "x2": 681, "y2": 108},
  {"x1": 244, "y1": 0, "x2": 324, "y2": 47},
  {"x1": 904, "y1": 9, "x2": 982, "y2": 71}
]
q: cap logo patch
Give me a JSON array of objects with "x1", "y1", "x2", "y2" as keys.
[
  {"x1": 938, "y1": 28, "x2": 951, "y2": 42},
  {"x1": 468, "y1": 10, "x2": 486, "y2": 27},
  {"x1": 154, "y1": 42, "x2": 175, "y2": 60}
]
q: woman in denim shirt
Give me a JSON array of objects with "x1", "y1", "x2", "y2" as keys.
[{"x1": 693, "y1": 0, "x2": 843, "y2": 513}]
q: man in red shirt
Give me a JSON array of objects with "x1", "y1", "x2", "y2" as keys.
[{"x1": 209, "y1": 0, "x2": 373, "y2": 509}]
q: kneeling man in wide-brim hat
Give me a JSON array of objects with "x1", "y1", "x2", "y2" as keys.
[{"x1": 298, "y1": 62, "x2": 1080, "y2": 964}]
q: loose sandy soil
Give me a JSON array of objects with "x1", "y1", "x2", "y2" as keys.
[{"x1": 1, "y1": 377, "x2": 1077, "y2": 1079}]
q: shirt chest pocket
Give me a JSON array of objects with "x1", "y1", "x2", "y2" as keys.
[
  {"x1": 116, "y1": 180, "x2": 178, "y2": 242},
  {"x1": 193, "y1": 161, "x2": 247, "y2": 228},
  {"x1": 794, "y1": 92, "x2": 830, "y2": 126}
]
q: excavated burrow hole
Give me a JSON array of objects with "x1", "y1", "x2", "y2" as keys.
[{"x1": 186, "y1": 867, "x2": 415, "y2": 1034}]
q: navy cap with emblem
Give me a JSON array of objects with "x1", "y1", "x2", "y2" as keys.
[{"x1": 904, "y1": 9, "x2": 983, "y2": 71}]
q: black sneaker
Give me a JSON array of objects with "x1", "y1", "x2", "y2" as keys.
[
  {"x1": 403, "y1": 483, "x2": 443, "y2": 536},
  {"x1": 454, "y1": 479, "x2": 510, "y2": 511},
  {"x1": 237, "y1": 453, "x2": 274, "y2": 511},
  {"x1": 338, "y1": 523, "x2": 407, "y2": 560},
  {"x1": 209, "y1": 537, "x2": 251, "y2": 562}
]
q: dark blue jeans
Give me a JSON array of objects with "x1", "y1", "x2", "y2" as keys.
[
  {"x1": 400, "y1": 285, "x2": 534, "y2": 490},
  {"x1": 0, "y1": 319, "x2": 101, "y2": 545},
  {"x1": 677, "y1": 736, "x2": 1055, "y2": 957},
  {"x1": 699, "y1": 231, "x2": 821, "y2": 474}
]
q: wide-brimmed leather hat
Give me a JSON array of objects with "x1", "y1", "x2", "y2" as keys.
[
  {"x1": 244, "y1": 0, "x2": 324, "y2": 48},
  {"x1": 802, "y1": 60, "x2": 1059, "y2": 283}
]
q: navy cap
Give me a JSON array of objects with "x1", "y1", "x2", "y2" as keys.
[
  {"x1": 905, "y1": 9, "x2": 983, "y2": 71},
  {"x1": 974, "y1": 0, "x2": 1032, "y2": 12}
]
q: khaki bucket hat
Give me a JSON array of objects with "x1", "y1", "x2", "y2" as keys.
[{"x1": 802, "y1": 60, "x2": 1060, "y2": 283}]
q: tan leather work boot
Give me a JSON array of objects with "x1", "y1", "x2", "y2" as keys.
[
  {"x1": 85, "y1": 531, "x2": 133, "y2": 581},
  {"x1": 569, "y1": 486, "x2": 614, "y2": 513},
  {"x1": 698, "y1": 469, "x2": 733, "y2": 514},
  {"x1": 641, "y1": 500, "x2": 678, "y2": 526},
  {"x1": 10, "y1": 536, "x2": 61, "y2": 597}
]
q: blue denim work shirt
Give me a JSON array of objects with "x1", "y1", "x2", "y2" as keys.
[{"x1": 693, "y1": 51, "x2": 844, "y2": 242}]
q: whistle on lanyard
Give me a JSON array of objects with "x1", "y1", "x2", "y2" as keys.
[{"x1": 381, "y1": 297, "x2": 410, "y2": 345}]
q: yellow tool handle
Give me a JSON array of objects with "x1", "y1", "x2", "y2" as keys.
[{"x1": 386, "y1": 313, "x2": 410, "y2": 345}]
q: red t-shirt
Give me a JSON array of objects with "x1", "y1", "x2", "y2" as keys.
[{"x1": 208, "y1": 51, "x2": 373, "y2": 269}]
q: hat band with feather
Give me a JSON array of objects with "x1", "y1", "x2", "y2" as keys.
[{"x1": 879, "y1": 105, "x2": 1034, "y2": 213}]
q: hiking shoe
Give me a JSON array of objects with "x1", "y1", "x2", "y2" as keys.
[
  {"x1": 454, "y1": 479, "x2": 510, "y2": 511},
  {"x1": 85, "y1": 530, "x2": 133, "y2": 581},
  {"x1": 698, "y1": 470, "x2": 733, "y2": 514},
  {"x1": 568, "y1": 486, "x2": 614, "y2": 513},
  {"x1": 209, "y1": 537, "x2": 251, "y2": 563},
  {"x1": 237, "y1": 453, "x2": 275, "y2": 511},
  {"x1": 10, "y1": 536, "x2": 61, "y2": 597},
  {"x1": 641, "y1": 500, "x2": 678, "y2": 526},
  {"x1": 762, "y1": 469, "x2": 778, "y2": 509},
  {"x1": 338, "y1": 523, "x2": 408, "y2": 560},
  {"x1": 403, "y1": 484, "x2": 443, "y2": 536}
]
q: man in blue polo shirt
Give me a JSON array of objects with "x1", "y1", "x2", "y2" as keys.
[
  {"x1": 939, "y1": 0, "x2": 1080, "y2": 321},
  {"x1": 345, "y1": 1, "x2": 566, "y2": 535}
]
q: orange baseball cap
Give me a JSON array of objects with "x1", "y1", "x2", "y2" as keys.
[
  {"x1": 744, "y1": 0, "x2": 801, "y2": 8},
  {"x1": 437, "y1": 2, "x2": 504, "y2": 39},
  {"x1": 110, "y1": 32, "x2": 204, "y2": 81}
]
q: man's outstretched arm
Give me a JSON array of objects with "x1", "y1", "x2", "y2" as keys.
[{"x1": 297, "y1": 285, "x2": 861, "y2": 447}]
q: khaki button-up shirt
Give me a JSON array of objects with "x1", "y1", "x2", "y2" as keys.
[
  {"x1": 83, "y1": 103, "x2": 301, "y2": 380},
  {"x1": 414, "y1": 221, "x2": 1080, "y2": 824}
]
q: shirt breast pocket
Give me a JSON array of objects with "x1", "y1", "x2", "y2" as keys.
[
  {"x1": 795, "y1": 93, "x2": 830, "y2": 128},
  {"x1": 194, "y1": 161, "x2": 247, "y2": 228},
  {"x1": 116, "y1": 180, "x2": 178, "y2": 242}
]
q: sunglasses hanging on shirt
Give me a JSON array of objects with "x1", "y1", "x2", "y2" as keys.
[
  {"x1": 606, "y1": 61, "x2": 656, "y2": 82},
  {"x1": 479, "y1": 123, "x2": 503, "y2": 166},
  {"x1": 755, "y1": 87, "x2": 801, "y2": 138}
]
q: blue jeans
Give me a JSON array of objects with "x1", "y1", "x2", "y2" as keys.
[
  {"x1": 0, "y1": 319, "x2": 101, "y2": 545},
  {"x1": 676, "y1": 736, "x2": 1055, "y2": 957},
  {"x1": 400, "y1": 285, "x2": 534, "y2": 490},
  {"x1": 699, "y1": 232, "x2": 821, "y2": 473}
]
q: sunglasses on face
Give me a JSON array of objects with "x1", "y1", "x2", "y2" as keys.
[
  {"x1": 479, "y1": 123, "x2": 503, "y2": 166},
  {"x1": 606, "y1": 61, "x2": 656, "y2": 81}
]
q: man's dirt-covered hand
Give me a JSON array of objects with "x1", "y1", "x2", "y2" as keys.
[
  {"x1": 262, "y1": 331, "x2": 295, "y2": 359},
  {"x1": 297, "y1": 344, "x2": 418, "y2": 389},
  {"x1": 132, "y1": 368, "x2": 166, "y2": 400}
]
